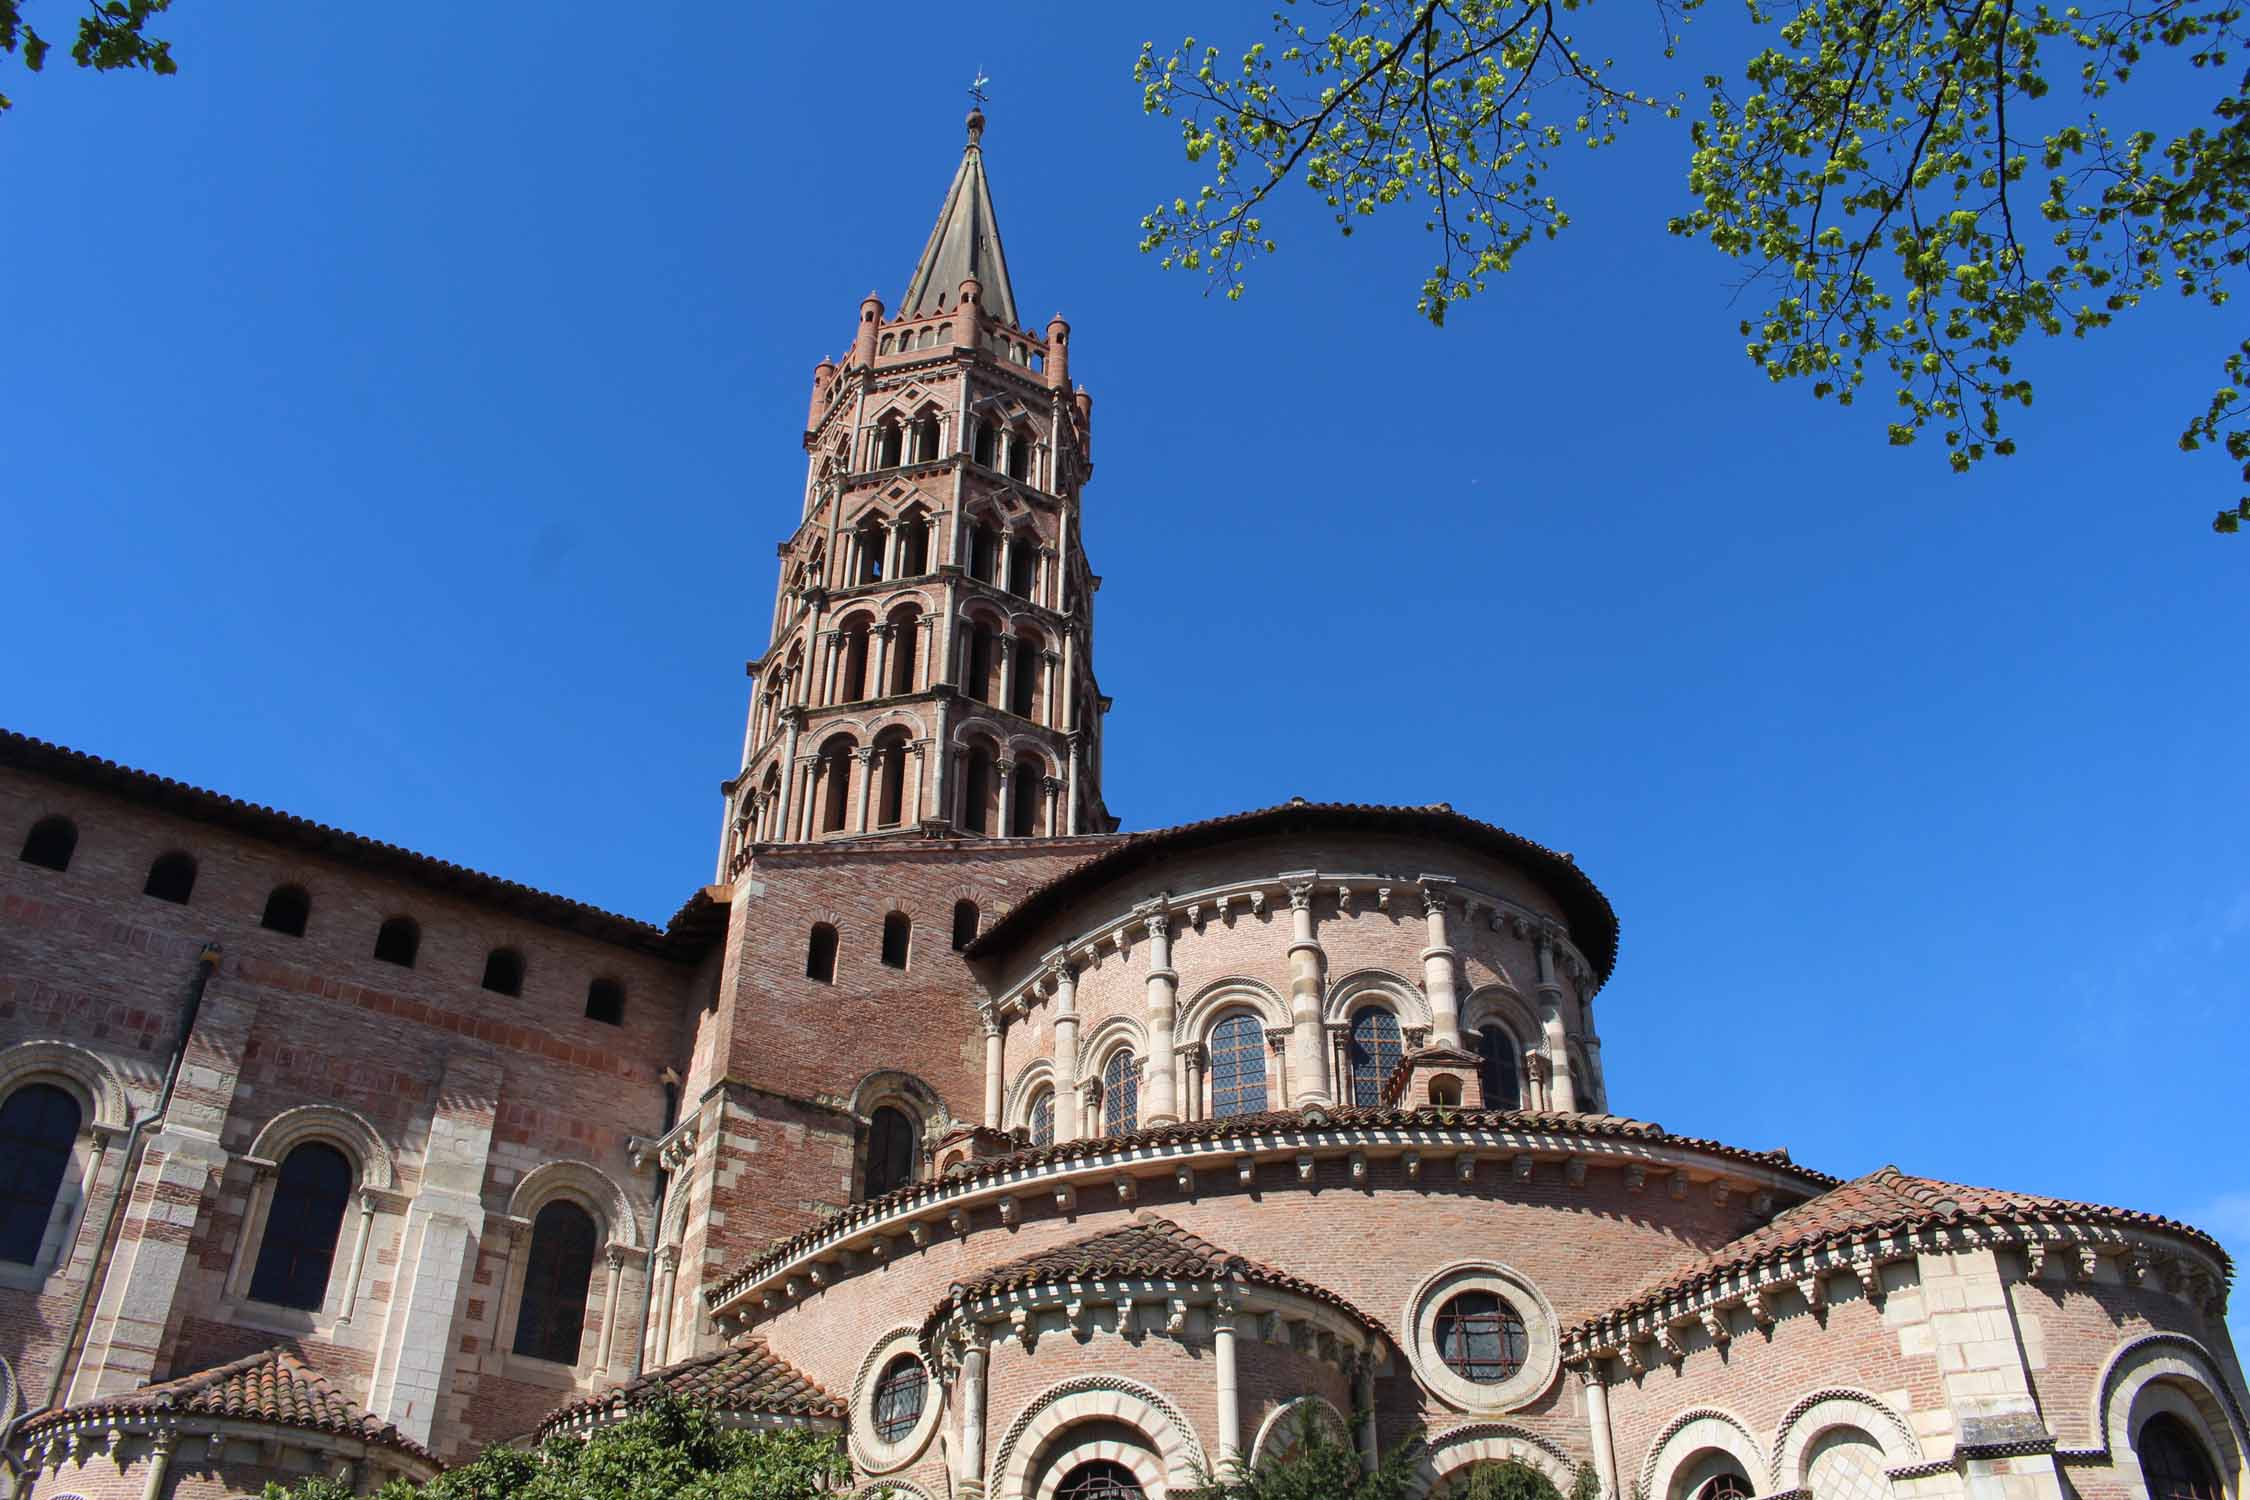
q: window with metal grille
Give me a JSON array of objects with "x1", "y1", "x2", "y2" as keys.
[
  {"x1": 1209, "y1": 1013, "x2": 1268, "y2": 1118},
  {"x1": 2139, "y1": 1414, "x2": 2223, "y2": 1500},
  {"x1": 871, "y1": 1354, "x2": 927, "y2": 1443},
  {"x1": 1477, "y1": 1024, "x2": 1521, "y2": 1109},
  {"x1": 1347, "y1": 1006, "x2": 1403, "y2": 1107},
  {"x1": 1433, "y1": 1290, "x2": 1528, "y2": 1383},
  {"x1": 1029, "y1": 1090, "x2": 1054, "y2": 1147},
  {"x1": 867, "y1": 1106, "x2": 916, "y2": 1197},
  {"x1": 1102, "y1": 1050, "x2": 1138, "y2": 1136},
  {"x1": 1056, "y1": 1460, "x2": 1145, "y2": 1499},
  {"x1": 248, "y1": 1142, "x2": 353, "y2": 1309},
  {"x1": 0, "y1": 1083, "x2": 80, "y2": 1265},
  {"x1": 1695, "y1": 1475, "x2": 1754, "y2": 1500},
  {"x1": 513, "y1": 1199, "x2": 598, "y2": 1364}
]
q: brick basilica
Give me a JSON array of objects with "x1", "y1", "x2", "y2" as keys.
[{"x1": 1, "y1": 110, "x2": 2242, "y2": 1500}]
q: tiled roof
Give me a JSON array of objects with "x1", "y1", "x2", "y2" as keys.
[
  {"x1": 1572, "y1": 1165, "x2": 2235, "y2": 1337},
  {"x1": 1, "y1": 729, "x2": 713, "y2": 959},
  {"x1": 708, "y1": 1105, "x2": 1828, "y2": 1308},
  {"x1": 921, "y1": 1212, "x2": 1381, "y2": 1336},
  {"x1": 963, "y1": 799, "x2": 1620, "y2": 980},
  {"x1": 539, "y1": 1342, "x2": 845, "y2": 1433},
  {"x1": 15, "y1": 1347, "x2": 433, "y2": 1463}
]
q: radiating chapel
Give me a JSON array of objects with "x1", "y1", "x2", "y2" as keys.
[{"x1": 0, "y1": 111, "x2": 2242, "y2": 1500}]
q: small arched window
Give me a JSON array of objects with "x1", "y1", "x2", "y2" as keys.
[
  {"x1": 878, "y1": 333, "x2": 896, "y2": 355},
  {"x1": 260, "y1": 884, "x2": 311, "y2": 938},
  {"x1": 2138, "y1": 1413, "x2": 2223, "y2": 1500},
  {"x1": 143, "y1": 851, "x2": 196, "y2": 904},
  {"x1": 248, "y1": 1141, "x2": 354, "y2": 1309},
  {"x1": 881, "y1": 912, "x2": 911, "y2": 969},
  {"x1": 866, "y1": 1105, "x2": 916, "y2": 1198},
  {"x1": 1102, "y1": 1050, "x2": 1139, "y2": 1136},
  {"x1": 806, "y1": 922, "x2": 838, "y2": 983},
  {"x1": 1210, "y1": 1014, "x2": 1268, "y2": 1118},
  {"x1": 373, "y1": 916, "x2": 419, "y2": 968},
  {"x1": 0, "y1": 1082, "x2": 82, "y2": 1265},
  {"x1": 18, "y1": 816, "x2": 76, "y2": 872},
  {"x1": 585, "y1": 978, "x2": 625, "y2": 1026},
  {"x1": 481, "y1": 948, "x2": 525, "y2": 997},
  {"x1": 872, "y1": 1353, "x2": 929, "y2": 1442},
  {"x1": 1058, "y1": 1461, "x2": 1145, "y2": 1499},
  {"x1": 1347, "y1": 1006, "x2": 1403, "y2": 1107},
  {"x1": 1476, "y1": 1025, "x2": 1521, "y2": 1110},
  {"x1": 513, "y1": 1198, "x2": 598, "y2": 1365},
  {"x1": 951, "y1": 899, "x2": 979, "y2": 950},
  {"x1": 1435, "y1": 1290, "x2": 1529, "y2": 1383},
  {"x1": 1028, "y1": 1089, "x2": 1055, "y2": 1147}
]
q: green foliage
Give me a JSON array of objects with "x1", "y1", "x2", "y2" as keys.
[
  {"x1": 1141, "y1": 0, "x2": 2250, "y2": 526},
  {"x1": 1572, "y1": 1460, "x2": 1604, "y2": 1500},
  {"x1": 1183, "y1": 1406, "x2": 1425, "y2": 1500},
  {"x1": 260, "y1": 1396, "x2": 853, "y2": 1500},
  {"x1": 0, "y1": 0, "x2": 176, "y2": 115},
  {"x1": 1451, "y1": 1460, "x2": 1567, "y2": 1500}
]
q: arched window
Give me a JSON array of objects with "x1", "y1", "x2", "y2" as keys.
[
  {"x1": 482, "y1": 948, "x2": 525, "y2": 996},
  {"x1": 585, "y1": 978, "x2": 625, "y2": 1026},
  {"x1": 1009, "y1": 759, "x2": 1042, "y2": 837},
  {"x1": 962, "y1": 746, "x2": 995, "y2": 835},
  {"x1": 1347, "y1": 1006, "x2": 1403, "y2": 1107},
  {"x1": 1028, "y1": 1089, "x2": 1055, "y2": 1147},
  {"x1": 966, "y1": 621, "x2": 997, "y2": 703},
  {"x1": 1210, "y1": 1014, "x2": 1268, "y2": 1118},
  {"x1": 806, "y1": 922, "x2": 838, "y2": 983},
  {"x1": 1435, "y1": 1290, "x2": 1528, "y2": 1383},
  {"x1": 1006, "y1": 428, "x2": 1032, "y2": 482},
  {"x1": 1058, "y1": 1461, "x2": 1145, "y2": 1499},
  {"x1": 1102, "y1": 1050, "x2": 1139, "y2": 1136},
  {"x1": 513, "y1": 1199, "x2": 598, "y2": 1364},
  {"x1": 872, "y1": 1353, "x2": 929, "y2": 1442},
  {"x1": 876, "y1": 421, "x2": 904, "y2": 468},
  {"x1": 911, "y1": 414, "x2": 940, "y2": 461},
  {"x1": 841, "y1": 624, "x2": 871, "y2": 701},
  {"x1": 973, "y1": 420, "x2": 997, "y2": 469},
  {"x1": 1006, "y1": 538, "x2": 1036, "y2": 596},
  {"x1": 917, "y1": 326, "x2": 937, "y2": 352},
  {"x1": 935, "y1": 323, "x2": 952, "y2": 345},
  {"x1": 888, "y1": 606, "x2": 923, "y2": 693},
  {"x1": 1476, "y1": 1025, "x2": 1521, "y2": 1110},
  {"x1": 951, "y1": 899, "x2": 979, "y2": 950},
  {"x1": 878, "y1": 333, "x2": 896, "y2": 355},
  {"x1": 854, "y1": 529, "x2": 884, "y2": 585},
  {"x1": 897, "y1": 520, "x2": 929, "y2": 578},
  {"x1": 1693, "y1": 1475, "x2": 1754, "y2": 1500},
  {"x1": 373, "y1": 916, "x2": 419, "y2": 968},
  {"x1": 1009, "y1": 636, "x2": 1038, "y2": 716},
  {"x1": 247, "y1": 1141, "x2": 353, "y2": 1308},
  {"x1": 143, "y1": 851, "x2": 196, "y2": 904},
  {"x1": 2139, "y1": 1414, "x2": 2223, "y2": 1500},
  {"x1": 820, "y1": 740, "x2": 854, "y2": 832},
  {"x1": 261, "y1": 884, "x2": 311, "y2": 937},
  {"x1": 0, "y1": 1083, "x2": 82, "y2": 1265},
  {"x1": 879, "y1": 911, "x2": 912, "y2": 969},
  {"x1": 18, "y1": 816, "x2": 76, "y2": 872},
  {"x1": 970, "y1": 524, "x2": 999, "y2": 583},
  {"x1": 866, "y1": 1106, "x2": 916, "y2": 1198}
]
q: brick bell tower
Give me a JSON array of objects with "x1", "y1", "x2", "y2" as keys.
[{"x1": 719, "y1": 108, "x2": 1114, "y2": 873}]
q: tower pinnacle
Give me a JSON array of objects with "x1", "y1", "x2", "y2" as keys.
[{"x1": 899, "y1": 109, "x2": 1017, "y2": 326}]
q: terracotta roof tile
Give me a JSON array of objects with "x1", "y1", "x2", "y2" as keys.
[
  {"x1": 1572, "y1": 1165, "x2": 2234, "y2": 1339},
  {"x1": 963, "y1": 799, "x2": 1620, "y2": 980},
  {"x1": 539, "y1": 1341, "x2": 845, "y2": 1433},
  {"x1": 17, "y1": 1347, "x2": 432, "y2": 1463}
]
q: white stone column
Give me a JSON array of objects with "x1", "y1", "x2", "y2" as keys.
[
  {"x1": 919, "y1": 613, "x2": 938, "y2": 690},
  {"x1": 336, "y1": 1189, "x2": 378, "y2": 1325},
  {"x1": 1581, "y1": 1366, "x2": 1620, "y2": 1500},
  {"x1": 873, "y1": 624, "x2": 893, "y2": 698},
  {"x1": 982, "y1": 1019, "x2": 1005, "y2": 1129},
  {"x1": 1420, "y1": 877, "x2": 1463, "y2": 1050},
  {"x1": 1142, "y1": 908, "x2": 1180, "y2": 1126},
  {"x1": 854, "y1": 748, "x2": 877, "y2": 834},
  {"x1": 820, "y1": 632, "x2": 842, "y2": 705},
  {"x1": 1534, "y1": 926, "x2": 1577, "y2": 1112},
  {"x1": 1065, "y1": 731, "x2": 1083, "y2": 836},
  {"x1": 651, "y1": 1246, "x2": 679, "y2": 1367},
  {"x1": 958, "y1": 1340, "x2": 990, "y2": 1497},
  {"x1": 1282, "y1": 876, "x2": 1333, "y2": 1107},
  {"x1": 999, "y1": 636, "x2": 1018, "y2": 715},
  {"x1": 1356, "y1": 1358, "x2": 1379, "y2": 1475},
  {"x1": 931, "y1": 697, "x2": 952, "y2": 828},
  {"x1": 1042, "y1": 776, "x2": 1061, "y2": 837},
  {"x1": 772, "y1": 711, "x2": 802, "y2": 841},
  {"x1": 1042, "y1": 649, "x2": 1059, "y2": 726},
  {"x1": 1214, "y1": 1295, "x2": 1243, "y2": 1469},
  {"x1": 908, "y1": 742, "x2": 927, "y2": 824},
  {"x1": 1051, "y1": 962, "x2": 1081, "y2": 1141},
  {"x1": 1177, "y1": 1043, "x2": 1205, "y2": 1122},
  {"x1": 999, "y1": 532, "x2": 1016, "y2": 593},
  {"x1": 597, "y1": 1245, "x2": 627, "y2": 1371}
]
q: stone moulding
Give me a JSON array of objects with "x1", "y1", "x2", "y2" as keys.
[{"x1": 705, "y1": 1117, "x2": 1826, "y2": 1319}]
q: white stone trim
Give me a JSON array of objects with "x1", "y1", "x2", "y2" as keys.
[
  {"x1": 1639, "y1": 1408, "x2": 1770, "y2": 1500},
  {"x1": 1401, "y1": 1260, "x2": 1561, "y2": 1415},
  {"x1": 1770, "y1": 1392, "x2": 1921, "y2": 1487},
  {"x1": 1249, "y1": 1395, "x2": 1349, "y2": 1471},
  {"x1": 991, "y1": 1375, "x2": 1206, "y2": 1500},
  {"x1": 0, "y1": 1046, "x2": 125, "y2": 1290},
  {"x1": 1416, "y1": 1421, "x2": 1577, "y2": 1497},
  {"x1": 849, "y1": 1327, "x2": 941, "y2": 1474},
  {"x1": 1032, "y1": 1429, "x2": 1168, "y2": 1499},
  {"x1": 0, "y1": 1040, "x2": 128, "y2": 1130},
  {"x1": 1178, "y1": 976, "x2": 1289, "y2": 1044},
  {"x1": 508, "y1": 1160, "x2": 642, "y2": 1249},
  {"x1": 245, "y1": 1106, "x2": 395, "y2": 1191},
  {"x1": 1075, "y1": 1015, "x2": 1149, "y2": 1081},
  {"x1": 2072, "y1": 1332, "x2": 2248, "y2": 1499},
  {"x1": 1006, "y1": 1060, "x2": 1057, "y2": 1134},
  {"x1": 1324, "y1": 969, "x2": 1432, "y2": 1031}
]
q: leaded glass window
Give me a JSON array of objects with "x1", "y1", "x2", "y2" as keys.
[
  {"x1": 1348, "y1": 1006, "x2": 1403, "y2": 1107},
  {"x1": 1434, "y1": 1290, "x2": 1528, "y2": 1383},
  {"x1": 1102, "y1": 1049, "x2": 1139, "y2": 1136},
  {"x1": 0, "y1": 1083, "x2": 80, "y2": 1265},
  {"x1": 1057, "y1": 1461, "x2": 1145, "y2": 1499},
  {"x1": 513, "y1": 1199, "x2": 598, "y2": 1364},
  {"x1": 247, "y1": 1141, "x2": 353, "y2": 1309},
  {"x1": 1210, "y1": 1013, "x2": 1267, "y2": 1118},
  {"x1": 871, "y1": 1354, "x2": 927, "y2": 1443},
  {"x1": 1029, "y1": 1090, "x2": 1054, "y2": 1147}
]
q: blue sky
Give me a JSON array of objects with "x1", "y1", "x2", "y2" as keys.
[{"x1": 3, "y1": 4, "x2": 2243, "y2": 1336}]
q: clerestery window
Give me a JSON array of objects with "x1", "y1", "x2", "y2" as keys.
[{"x1": 1404, "y1": 1261, "x2": 1559, "y2": 1413}]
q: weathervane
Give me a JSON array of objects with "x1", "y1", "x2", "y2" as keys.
[{"x1": 968, "y1": 69, "x2": 990, "y2": 106}]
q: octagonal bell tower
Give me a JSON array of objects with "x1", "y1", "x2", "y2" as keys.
[{"x1": 718, "y1": 109, "x2": 1115, "y2": 875}]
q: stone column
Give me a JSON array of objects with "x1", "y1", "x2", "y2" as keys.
[
  {"x1": 996, "y1": 761, "x2": 1016, "y2": 838},
  {"x1": 651, "y1": 1246, "x2": 680, "y2": 1367},
  {"x1": 597, "y1": 1245, "x2": 628, "y2": 1371},
  {"x1": 982, "y1": 1018, "x2": 1005, "y2": 1129},
  {"x1": 1356, "y1": 1357, "x2": 1379, "y2": 1475},
  {"x1": 336, "y1": 1188, "x2": 378, "y2": 1325},
  {"x1": 999, "y1": 532, "x2": 1016, "y2": 593},
  {"x1": 1420, "y1": 877, "x2": 1463, "y2": 1050},
  {"x1": 1042, "y1": 776, "x2": 1061, "y2": 837},
  {"x1": 1142, "y1": 908, "x2": 1180, "y2": 1126},
  {"x1": 1177, "y1": 1043, "x2": 1205, "y2": 1122},
  {"x1": 957, "y1": 1340, "x2": 990, "y2": 1497},
  {"x1": 854, "y1": 748, "x2": 876, "y2": 834},
  {"x1": 1580, "y1": 1365, "x2": 1620, "y2": 1500},
  {"x1": 1213, "y1": 1294, "x2": 1243, "y2": 1468},
  {"x1": 873, "y1": 623, "x2": 893, "y2": 698},
  {"x1": 771, "y1": 710, "x2": 802, "y2": 841},
  {"x1": 999, "y1": 636, "x2": 1018, "y2": 715},
  {"x1": 1041, "y1": 649, "x2": 1060, "y2": 726},
  {"x1": 1051, "y1": 962, "x2": 1082, "y2": 1141},
  {"x1": 919, "y1": 613, "x2": 938, "y2": 690},
  {"x1": 820, "y1": 631, "x2": 841, "y2": 705},
  {"x1": 1282, "y1": 876, "x2": 1333, "y2": 1107},
  {"x1": 1064, "y1": 731, "x2": 1083, "y2": 836},
  {"x1": 1534, "y1": 924, "x2": 1577, "y2": 1112},
  {"x1": 908, "y1": 741, "x2": 928, "y2": 824},
  {"x1": 931, "y1": 697, "x2": 952, "y2": 827},
  {"x1": 925, "y1": 513, "x2": 943, "y2": 572}
]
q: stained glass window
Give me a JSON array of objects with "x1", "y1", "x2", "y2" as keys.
[
  {"x1": 1211, "y1": 1014, "x2": 1267, "y2": 1118},
  {"x1": 1434, "y1": 1290, "x2": 1528, "y2": 1383},
  {"x1": 1103, "y1": 1050, "x2": 1139, "y2": 1136},
  {"x1": 1348, "y1": 1006, "x2": 1403, "y2": 1107}
]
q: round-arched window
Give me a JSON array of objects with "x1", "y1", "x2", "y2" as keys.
[
  {"x1": 871, "y1": 1353, "x2": 927, "y2": 1443},
  {"x1": 247, "y1": 1141, "x2": 354, "y2": 1309},
  {"x1": 2139, "y1": 1413, "x2": 2223, "y2": 1500},
  {"x1": 866, "y1": 1106, "x2": 916, "y2": 1198},
  {"x1": 0, "y1": 1083, "x2": 82, "y2": 1265},
  {"x1": 1057, "y1": 1460, "x2": 1146, "y2": 1499},
  {"x1": 1434, "y1": 1290, "x2": 1528, "y2": 1383},
  {"x1": 1102, "y1": 1049, "x2": 1139, "y2": 1136},
  {"x1": 1028, "y1": 1089, "x2": 1055, "y2": 1147},
  {"x1": 1210, "y1": 1012, "x2": 1268, "y2": 1117},
  {"x1": 1347, "y1": 1005, "x2": 1403, "y2": 1107}
]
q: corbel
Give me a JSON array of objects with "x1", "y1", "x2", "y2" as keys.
[
  {"x1": 1114, "y1": 1173, "x2": 1138, "y2": 1203},
  {"x1": 949, "y1": 1206, "x2": 971, "y2": 1238},
  {"x1": 1066, "y1": 1297, "x2": 1090, "y2": 1336},
  {"x1": 1009, "y1": 1306, "x2": 1033, "y2": 1348},
  {"x1": 1626, "y1": 1164, "x2": 1647, "y2": 1193},
  {"x1": 1378, "y1": 886, "x2": 1393, "y2": 913},
  {"x1": 1349, "y1": 1151, "x2": 1369, "y2": 1185},
  {"x1": 1620, "y1": 1339, "x2": 1648, "y2": 1376},
  {"x1": 1404, "y1": 1150, "x2": 1423, "y2": 1181},
  {"x1": 1751, "y1": 1190, "x2": 1775, "y2": 1216},
  {"x1": 1175, "y1": 1163, "x2": 1196, "y2": 1197},
  {"x1": 1669, "y1": 1171, "x2": 1688, "y2": 1201},
  {"x1": 1236, "y1": 1156, "x2": 1257, "y2": 1188},
  {"x1": 1565, "y1": 1156, "x2": 1588, "y2": 1188},
  {"x1": 759, "y1": 1292, "x2": 777, "y2": 1312},
  {"x1": 2022, "y1": 1238, "x2": 2047, "y2": 1279},
  {"x1": 1654, "y1": 1321, "x2": 1687, "y2": 1363},
  {"x1": 783, "y1": 1277, "x2": 803, "y2": 1300},
  {"x1": 1336, "y1": 884, "x2": 1356, "y2": 915},
  {"x1": 1700, "y1": 1307, "x2": 1731, "y2": 1346},
  {"x1": 908, "y1": 1220, "x2": 931, "y2": 1248},
  {"x1": 1186, "y1": 902, "x2": 1204, "y2": 931},
  {"x1": 1458, "y1": 1154, "x2": 1479, "y2": 1183},
  {"x1": 2075, "y1": 1245, "x2": 2101, "y2": 1282},
  {"x1": 804, "y1": 1261, "x2": 827, "y2": 1288},
  {"x1": 1054, "y1": 1182, "x2": 1077, "y2": 1216},
  {"x1": 1711, "y1": 1181, "x2": 1732, "y2": 1210},
  {"x1": 1751, "y1": 1283, "x2": 1782, "y2": 1329},
  {"x1": 866, "y1": 1237, "x2": 889, "y2": 1263},
  {"x1": 1166, "y1": 1299, "x2": 1190, "y2": 1336},
  {"x1": 1511, "y1": 1153, "x2": 1534, "y2": 1182},
  {"x1": 1259, "y1": 1310, "x2": 1284, "y2": 1343},
  {"x1": 1797, "y1": 1272, "x2": 1827, "y2": 1312},
  {"x1": 206, "y1": 1431, "x2": 228, "y2": 1462},
  {"x1": 997, "y1": 1195, "x2": 1020, "y2": 1228},
  {"x1": 1248, "y1": 890, "x2": 1267, "y2": 918},
  {"x1": 1215, "y1": 893, "x2": 1234, "y2": 924},
  {"x1": 1297, "y1": 1152, "x2": 1317, "y2": 1184},
  {"x1": 2123, "y1": 1247, "x2": 2152, "y2": 1286}
]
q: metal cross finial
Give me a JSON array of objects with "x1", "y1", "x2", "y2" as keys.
[{"x1": 968, "y1": 69, "x2": 990, "y2": 106}]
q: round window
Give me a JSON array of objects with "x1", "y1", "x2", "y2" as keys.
[
  {"x1": 870, "y1": 1353, "x2": 927, "y2": 1443},
  {"x1": 1434, "y1": 1290, "x2": 1528, "y2": 1383}
]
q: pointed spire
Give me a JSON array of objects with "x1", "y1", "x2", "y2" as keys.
[{"x1": 899, "y1": 108, "x2": 1019, "y2": 328}]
